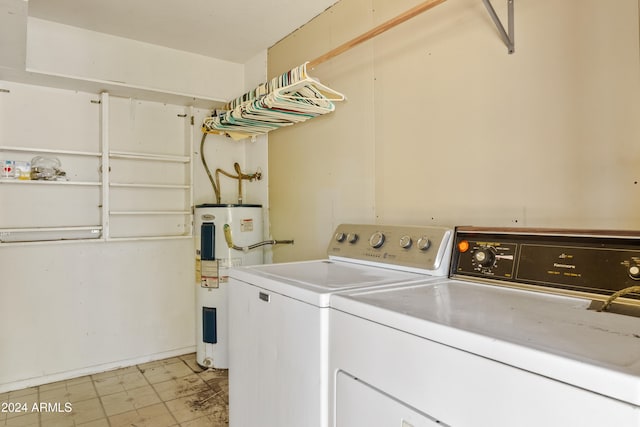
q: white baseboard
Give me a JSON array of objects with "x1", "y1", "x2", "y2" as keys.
[{"x1": 0, "y1": 346, "x2": 196, "y2": 394}]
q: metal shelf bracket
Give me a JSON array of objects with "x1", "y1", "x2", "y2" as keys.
[{"x1": 482, "y1": 0, "x2": 514, "y2": 54}]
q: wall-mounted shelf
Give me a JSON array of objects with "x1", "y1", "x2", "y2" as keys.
[
  {"x1": 0, "y1": 146, "x2": 102, "y2": 157},
  {"x1": 109, "y1": 151, "x2": 190, "y2": 163},
  {"x1": 102, "y1": 92, "x2": 194, "y2": 241},
  {"x1": 482, "y1": 0, "x2": 514, "y2": 54},
  {"x1": 306, "y1": 0, "x2": 515, "y2": 70},
  {"x1": 0, "y1": 66, "x2": 225, "y2": 110},
  {"x1": 110, "y1": 210, "x2": 191, "y2": 216},
  {"x1": 0, "y1": 179, "x2": 101, "y2": 186},
  {"x1": 0, "y1": 143, "x2": 102, "y2": 188},
  {"x1": 0, "y1": 84, "x2": 194, "y2": 244},
  {"x1": 107, "y1": 235, "x2": 193, "y2": 243},
  {"x1": 0, "y1": 226, "x2": 102, "y2": 244},
  {"x1": 110, "y1": 183, "x2": 190, "y2": 189}
]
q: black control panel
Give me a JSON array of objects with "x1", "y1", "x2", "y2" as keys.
[{"x1": 451, "y1": 227, "x2": 640, "y2": 298}]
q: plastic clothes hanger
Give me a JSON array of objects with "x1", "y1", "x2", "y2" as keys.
[{"x1": 202, "y1": 62, "x2": 345, "y2": 139}]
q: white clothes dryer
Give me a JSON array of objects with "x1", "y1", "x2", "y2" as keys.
[{"x1": 329, "y1": 227, "x2": 640, "y2": 427}]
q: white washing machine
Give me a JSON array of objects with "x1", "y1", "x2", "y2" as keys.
[
  {"x1": 228, "y1": 224, "x2": 454, "y2": 427},
  {"x1": 329, "y1": 227, "x2": 640, "y2": 427},
  {"x1": 194, "y1": 204, "x2": 264, "y2": 369}
]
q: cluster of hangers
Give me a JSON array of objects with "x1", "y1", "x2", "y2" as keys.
[
  {"x1": 202, "y1": 62, "x2": 345, "y2": 141},
  {"x1": 202, "y1": 0, "x2": 514, "y2": 141}
]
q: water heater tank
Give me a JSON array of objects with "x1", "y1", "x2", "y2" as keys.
[{"x1": 195, "y1": 204, "x2": 264, "y2": 369}]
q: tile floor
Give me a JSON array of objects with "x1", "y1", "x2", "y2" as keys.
[{"x1": 0, "y1": 353, "x2": 228, "y2": 427}]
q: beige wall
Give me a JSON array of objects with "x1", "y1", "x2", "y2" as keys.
[{"x1": 267, "y1": 0, "x2": 640, "y2": 262}]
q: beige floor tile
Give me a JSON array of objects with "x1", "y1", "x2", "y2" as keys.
[
  {"x1": 108, "y1": 402, "x2": 177, "y2": 427},
  {"x1": 180, "y1": 414, "x2": 229, "y2": 427},
  {"x1": 197, "y1": 368, "x2": 227, "y2": 383},
  {"x1": 38, "y1": 380, "x2": 67, "y2": 393},
  {"x1": 141, "y1": 362, "x2": 194, "y2": 384},
  {"x1": 181, "y1": 356, "x2": 206, "y2": 374},
  {"x1": 137, "y1": 357, "x2": 182, "y2": 371},
  {"x1": 63, "y1": 375, "x2": 92, "y2": 387},
  {"x1": 68, "y1": 398, "x2": 107, "y2": 425},
  {"x1": 0, "y1": 392, "x2": 9, "y2": 422},
  {"x1": 5, "y1": 394, "x2": 39, "y2": 420},
  {"x1": 164, "y1": 388, "x2": 226, "y2": 424},
  {"x1": 3, "y1": 354, "x2": 229, "y2": 426},
  {"x1": 93, "y1": 370, "x2": 148, "y2": 397},
  {"x1": 38, "y1": 374, "x2": 92, "y2": 396},
  {"x1": 206, "y1": 377, "x2": 228, "y2": 397},
  {"x1": 76, "y1": 418, "x2": 110, "y2": 427},
  {"x1": 152, "y1": 374, "x2": 210, "y2": 401},
  {"x1": 91, "y1": 366, "x2": 139, "y2": 382},
  {"x1": 39, "y1": 380, "x2": 97, "y2": 404},
  {"x1": 3, "y1": 411, "x2": 40, "y2": 427},
  {"x1": 100, "y1": 385, "x2": 160, "y2": 416},
  {"x1": 178, "y1": 353, "x2": 196, "y2": 363},
  {"x1": 39, "y1": 397, "x2": 104, "y2": 426},
  {"x1": 4, "y1": 390, "x2": 38, "y2": 403},
  {"x1": 36, "y1": 415, "x2": 74, "y2": 427},
  {"x1": 6, "y1": 387, "x2": 38, "y2": 399}
]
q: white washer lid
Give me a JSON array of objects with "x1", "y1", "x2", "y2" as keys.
[{"x1": 229, "y1": 259, "x2": 441, "y2": 307}]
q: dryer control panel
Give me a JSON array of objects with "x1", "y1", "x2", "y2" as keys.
[
  {"x1": 327, "y1": 224, "x2": 453, "y2": 276},
  {"x1": 452, "y1": 226, "x2": 640, "y2": 298}
]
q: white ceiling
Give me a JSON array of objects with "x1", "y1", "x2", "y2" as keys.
[{"x1": 28, "y1": 0, "x2": 339, "y2": 64}]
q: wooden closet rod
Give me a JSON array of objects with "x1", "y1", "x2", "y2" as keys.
[{"x1": 307, "y1": 0, "x2": 448, "y2": 69}]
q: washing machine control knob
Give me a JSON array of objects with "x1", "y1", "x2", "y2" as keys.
[
  {"x1": 369, "y1": 232, "x2": 385, "y2": 248},
  {"x1": 629, "y1": 265, "x2": 640, "y2": 280},
  {"x1": 399, "y1": 235, "x2": 413, "y2": 249},
  {"x1": 335, "y1": 232, "x2": 346, "y2": 243},
  {"x1": 347, "y1": 233, "x2": 359, "y2": 244},
  {"x1": 417, "y1": 236, "x2": 431, "y2": 251}
]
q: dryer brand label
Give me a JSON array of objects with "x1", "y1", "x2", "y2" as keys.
[{"x1": 240, "y1": 219, "x2": 254, "y2": 232}]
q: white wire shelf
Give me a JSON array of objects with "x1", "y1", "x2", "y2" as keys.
[
  {"x1": 110, "y1": 183, "x2": 190, "y2": 189},
  {"x1": 1, "y1": 92, "x2": 194, "y2": 242},
  {"x1": 0, "y1": 179, "x2": 101, "y2": 186},
  {"x1": 0, "y1": 226, "x2": 102, "y2": 233},
  {"x1": 106, "y1": 235, "x2": 192, "y2": 242},
  {"x1": 0, "y1": 145, "x2": 102, "y2": 157},
  {"x1": 109, "y1": 210, "x2": 191, "y2": 215},
  {"x1": 109, "y1": 151, "x2": 190, "y2": 163},
  {"x1": 0, "y1": 226, "x2": 103, "y2": 244}
]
